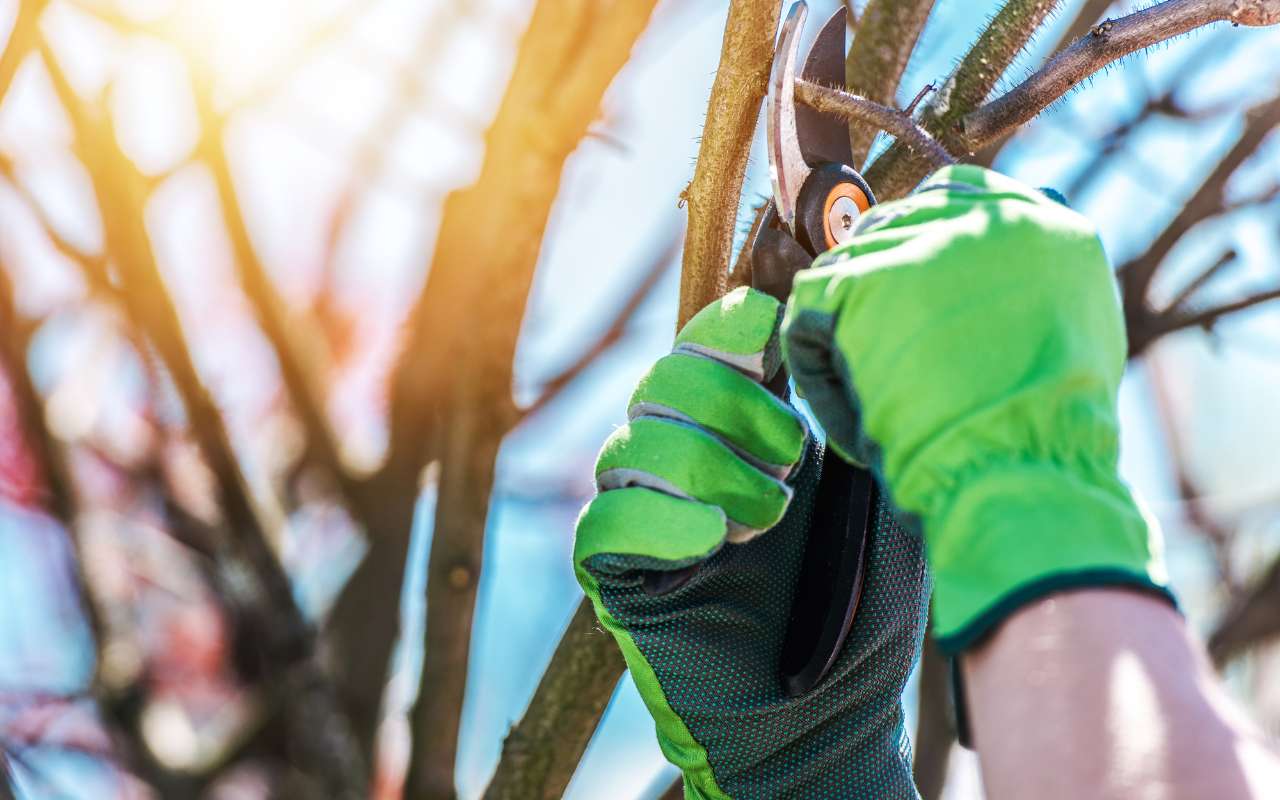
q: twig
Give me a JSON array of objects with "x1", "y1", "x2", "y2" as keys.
[
  {"x1": 1119, "y1": 95, "x2": 1280, "y2": 354},
  {"x1": 1164, "y1": 249, "x2": 1237, "y2": 314},
  {"x1": 967, "y1": 0, "x2": 1119, "y2": 168},
  {"x1": 963, "y1": 0, "x2": 1280, "y2": 148},
  {"x1": 518, "y1": 226, "x2": 682, "y2": 423},
  {"x1": 795, "y1": 79, "x2": 956, "y2": 169},
  {"x1": 1209, "y1": 552, "x2": 1280, "y2": 665},
  {"x1": 190, "y1": 78, "x2": 372, "y2": 530},
  {"x1": 677, "y1": 0, "x2": 783, "y2": 328},
  {"x1": 1158, "y1": 285, "x2": 1280, "y2": 336},
  {"x1": 864, "y1": 0, "x2": 1064, "y2": 199},
  {"x1": 843, "y1": 0, "x2": 937, "y2": 166}
]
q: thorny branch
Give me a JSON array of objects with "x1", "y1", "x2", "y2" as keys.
[
  {"x1": 795, "y1": 79, "x2": 956, "y2": 169},
  {"x1": 963, "y1": 0, "x2": 1280, "y2": 147},
  {"x1": 864, "y1": 0, "x2": 1065, "y2": 199},
  {"x1": 842, "y1": 0, "x2": 937, "y2": 166},
  {"x1": 678, "y1": 0, "x2": 783, "y2": 327}
]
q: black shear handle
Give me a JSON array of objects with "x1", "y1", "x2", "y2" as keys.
[{"x1": 751, "y1": 203, "x2": 876, "y2": 698}]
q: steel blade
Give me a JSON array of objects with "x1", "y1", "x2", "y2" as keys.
[
  {"x1": 766, "y1": 1, "x2": 810, "y2": 233},
  {"x1": 796, "y1": 7, "x2": 853, "y2": 168}
]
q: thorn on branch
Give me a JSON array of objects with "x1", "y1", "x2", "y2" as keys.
[{"x1": 903, "y1": 83, "x2": 936, "y2": 116}]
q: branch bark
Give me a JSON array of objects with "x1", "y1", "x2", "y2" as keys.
[
  {"x1": 963, "y1": 0, "x2": 1280, "y2": 148},
  {"x1": 795, "y1": 79, "x2": 955, "y2": 170},
  {"x1": 843, "y1": 0, "x2": 936, "y2": 166},
  {"x1": 481, "y1": 602, "x2": 625, "y2": 800},
  {"x1": 864, "y1": 0, "x2": 1065, "y2": 200},
  {"x1": 677, "y1": 0, "x2": 783, "y2": 327}
]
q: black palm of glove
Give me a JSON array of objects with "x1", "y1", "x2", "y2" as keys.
[{"x1": 573, "y1": 289, "x2": 929, "y2": 799}]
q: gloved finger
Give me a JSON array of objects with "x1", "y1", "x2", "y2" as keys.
[
  {"x1": 595, "y1": 417, "x2": 792, "y2": 540},
  {"x1": 673, "y1": 286, "x2": 784, "y2": 382},
  {"x1": 628, "y1": 353, "x2": 806, "y2": 477},
  {"x1": 573, "y1": 488, "x2": 726, "y2": 577}
]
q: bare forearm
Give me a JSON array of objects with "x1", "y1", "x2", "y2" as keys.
[{"x1": 963, "y1": 589, "x2": 1280, "y2": 799}]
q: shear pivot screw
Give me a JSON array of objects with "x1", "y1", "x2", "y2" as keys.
[{"x1": 828, "y1": 195, "x2": 860, "y2": 246}]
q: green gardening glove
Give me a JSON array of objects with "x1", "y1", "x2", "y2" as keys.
[
  {"x1": 782, "y1": 164, "x2": 1174, "y2": 654},
  {"x1": 574, "y1": 287, "x2": 929, "y2": 799}
]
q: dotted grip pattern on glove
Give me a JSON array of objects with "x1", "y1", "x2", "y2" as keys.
[{"x1": 584, "y1": 442, "x2": 930, "y2": 800}]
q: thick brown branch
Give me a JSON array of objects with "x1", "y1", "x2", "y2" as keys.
[
  {"x1": 677, "y1": 0, "x2": 782, "y2": 327},
  {"x1": 864, "y1": 0, "x2": 1065, "y2": 200},
  {"x1": 963, "y1": 0, "x2": 1280, "y2": 147},
  {"x1": 795, "y1": 79, "x2": 956, "y2": 169},
  {"x1": 843, "y1": 0, "x2": 937, "y2": 166},
  {"x1": 481, "y1": 602, "x2": 624, "y2": 800}
]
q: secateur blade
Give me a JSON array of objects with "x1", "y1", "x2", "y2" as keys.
[{"x1": 755, "y1": 2, "x2": 879, "y2": 700}]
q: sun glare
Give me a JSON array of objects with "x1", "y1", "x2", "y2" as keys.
[{"x1": 135, "y1": 0, "x2": 338, "y2": 100}]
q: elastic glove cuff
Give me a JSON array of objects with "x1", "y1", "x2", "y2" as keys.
[{"x1": 929, "y1": 460, "x2": 1176, "y2": 654}]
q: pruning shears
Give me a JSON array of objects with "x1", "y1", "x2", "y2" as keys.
[{"x1": 750, "y1": 1, "x2": 881, "y2": 698}]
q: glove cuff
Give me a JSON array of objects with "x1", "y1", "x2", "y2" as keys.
[{"x1": 928, "y1": 460, "x2": 1176, "y2": 654}]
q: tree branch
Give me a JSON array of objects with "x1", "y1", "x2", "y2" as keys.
[
  {"x1": 963, "y1": 0, "x2": 1280, "y2": 148},
  {"x1": 0, "y1": 0, "x2": 48, "y2": 105},
  {"x1": 38, "y1": 40, "x2": 366, "y2": 798},
  {"x1": 795, "y1": 79, "x2": 956, "y2": 169},
  {"x1": 518, "y1": 226, "x2": 682, "y2": 424},
  {"x1": 864, "y1": 0, "x2": 1065, "y2": 200},
  {"x1": 677, "y1": 0, "x2": 783, "y2": 328},
  {"x1": 1118, "y1": 96, "x2": 1280, "y2": 355},
  {"x1": 351, "y1": 4, "x2": 661, "y2": 797},
  {"x1": 843, "y1": 0, "x2": 937, "y2": 166},
  {"x1": 481, "y1": 602, "x2": 624, "y2": 800},
  {"x1": 912, "y1": 631, "x2": 955, "y2": 799},
  {"x1": 1164, "y1": 248, "x2": 1237, "y2": 314},
  {"x1": 1209, "y1": 553, "x2": 1280, "y2": 665},
  {"x1": 191, "y1": 79, "x2": 373, "y2": 530}
]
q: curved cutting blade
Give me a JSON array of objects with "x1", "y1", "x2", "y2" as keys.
[
  {"x1": 766, "y1": 1, "x2": 810, "y2": 233},
  {"x1": 796, "y1": 7, "x2": 853, "y2": 169}
]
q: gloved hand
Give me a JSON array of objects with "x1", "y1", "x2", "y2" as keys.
[
  {"x1": 782, "y1": 164, "x2": 1174, "y2": 654},
  {"x1": 574, "y1": 287, "x2": 929, "y2": 799}
]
